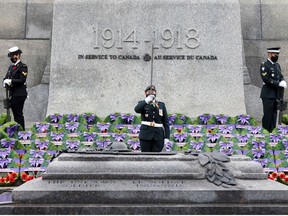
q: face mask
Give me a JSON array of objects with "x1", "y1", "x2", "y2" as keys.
[
  {"x1": 146, "y1": 94, "x2": 156, "y2": 98},
  {"x1": 271, "y1": 55, "x2": 279, "y2": 62},
  {"x1": 10, "y1": 57, "x2": 17, "y2": 63}
]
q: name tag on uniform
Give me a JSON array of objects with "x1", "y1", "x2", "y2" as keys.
[{"x1": 159, "y1": 109, "x2": 163, "y2": 116}]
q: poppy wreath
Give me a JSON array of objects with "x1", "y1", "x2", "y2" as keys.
[
  {"x1": 2, "y1": 122, "x2": 22, "y2": 138},
  {"x1": 0, "y1": 147, "x2": 20, "y2": 186},
  {"x1": 0, "y1": 138, "x2": 24, "y2": 152},
  {"x1": 114, "y1": 113, "x2": 141, "y2": 125},
  {"x1": 62, "y1": 113, "x2": 88, "y2": 124},
  {"x1": 0, "y1": 172, "x2": 19, "y2": 186},
  {"x1": 20, "y1": 171, "x2": 39, "y2": 183},
  {"x1": 95, "y1": 135, "x2": 112, "y2": 150},
  {"x1": 0, "y1": 113, "x2": 8, "y2": 126},
  {"x1": 189, "y1": 137, "x2": 207, "y2": 153},
  {"x1": 90, "y1": 122, "x2": 112, "y2": 133},
  {"x1": 31, "y1": 122, "x2": 56, "y2": 134},
  {"x1": 168, "y1": 113, "x2": 193, "y2": 125},
  {"x1": 64, "y1": 122, "x2": 87, "y2": 135},
  {"x1": 20, "y1": 149, "x2": 52, "y2": 176},
  {"x1": 211, "y1": 138, "x2": 240, "y2": 156},
  {"x1": 104, "y1": 112, "x2": 121, "y2": 123},
  {"x1": 81, "y1": 113, "x2": 101, "y2": 125},
  {"x1": 126, "y1": 138, "x2": 140, "y2": 151},
  {"x1": 172, "y1": 131, "x2": 192, "y2": 151},
  {"x1": 268, "y1": 171, "x2": 288, "y2": 186},
  {"x1": 45, "y1": 113, "x2": 64, "y2": 129}
]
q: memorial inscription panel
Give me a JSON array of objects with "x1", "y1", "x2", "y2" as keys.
[
  {"x1": 48, "y1": 0, "x2": 246, "y2": 117},
  {"x1": 46, "y1": 179, "x2": 185, "y2": 190}
]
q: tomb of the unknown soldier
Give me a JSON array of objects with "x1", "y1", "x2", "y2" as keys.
[{"x1": 1, "y1": 0, "x2": 288, "y2": 215}]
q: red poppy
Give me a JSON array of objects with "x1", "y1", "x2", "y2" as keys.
[
  {"x1": 268, "y1": 176, "x2": 275, "y2": 180},
  {"x1": 271, "y1": 172, "x2": 278, "y2": 178},
  {"x1": 7, "y1": 174, "x2": 14, "y2": 180},
  {"x1": 21, "y1": 172, "x2": 28, "y2": 180},
  {"x1": 9, "y1": 177, "x2": 15, "y2": 183},
  {"x1": 12, "y1": 66, "x2": 17, "y2": 70},
  {"x1": 284, "y1": 176, "x2": 288, "y2": 182},
  {"x1": 279, "y1": 172, "x2": 285, "y2": 179},
  {"x1": 0, "y1": 178, "x2": 5, "y2": 183},
  {"x1": 24, "y1": 175, "x2": 32, "y2": 182},
  {"x1": 11, "y1": 172, "x2": 18, "y2": 178}
]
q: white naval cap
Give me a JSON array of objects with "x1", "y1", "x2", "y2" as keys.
[
  {"x1": 8, "y1": 46, "x2": 22, "y2": 57},
  {"x1": 267, "y1": 47, "x2": 281, "y2": 53}
]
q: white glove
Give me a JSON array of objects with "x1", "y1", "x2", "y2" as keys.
[
  {"x1": 145, "y1": 94, "x2": 155, "y2": 104},
  {"x1": 3, "y1": 79, "x2": 12, "y2": 87},
  {"x1": 279, "y1": 80, "x2": 287, "y2": 88},
  {"x1": 164, "y1": 138, "x2": 170, "y2": 145}
]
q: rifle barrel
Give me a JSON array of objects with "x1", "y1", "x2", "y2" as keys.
[
  {"x1": 5, "y1": 87, "x2": 11, "y2": 122},
  {"x1": 150, "y1": 43, "x2": 154, "y2": 86}
]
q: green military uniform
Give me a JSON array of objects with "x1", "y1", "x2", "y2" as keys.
[
  {"x1": 260, "y1": 48, "x2": 284, "y2": 132},
  {"x1": 134, "y1": 86, "x2": 170, "y2": 152}
]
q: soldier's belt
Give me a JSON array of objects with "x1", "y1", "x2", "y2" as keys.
[{"x1": 141, "y1": 121, "x2": 163, "y2": 127}]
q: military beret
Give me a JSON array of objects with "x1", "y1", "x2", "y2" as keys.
[
  {"x1": 8, "y1": 46, "x2": 22, "y2": 57},
  {"x1": 145, "y1": 85, "x2": 156, "y2": 92},
  {"x1": 267, "y1": 47, "x2": 281, "y2": 53}
]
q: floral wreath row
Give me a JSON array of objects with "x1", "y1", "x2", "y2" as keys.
[{"x1": 42, "y1": 113, "x2": 258, "y2": 126}]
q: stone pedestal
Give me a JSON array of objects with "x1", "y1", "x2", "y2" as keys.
[{"x1": 5, "y1": 153, "x2": 288, "y2": 214}]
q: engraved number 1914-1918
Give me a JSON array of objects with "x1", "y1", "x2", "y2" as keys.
[{"x1": 93, "y1": 27, "x2": 200, "y2": 49}]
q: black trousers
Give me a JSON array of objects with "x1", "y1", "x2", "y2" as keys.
[
  {"x1": 11, "y1": 96, "x2": 26, "y2": 130},
  {"x1": 140, "y1": 138, "x2": 164, "y2": 152},
  {"x1": 262, "y1": 98, "x2": 277, "y2": 132}
]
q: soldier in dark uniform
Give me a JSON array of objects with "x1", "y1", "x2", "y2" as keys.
[
  {"x1": 3, "y1": 46, "x2": 28, "y2": 130},
  {"x1": 134, "y1": 85, "x2": 170, "y2": 152},
  {"x1": 260, "y1": 47, "x2": 286, "y2": 132}
]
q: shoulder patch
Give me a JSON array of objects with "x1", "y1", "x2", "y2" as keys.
[
  {"x1": 22, "y1": 71, "x2": 28, "y2": 76},
  {"x1": 261, "y1": 72, "x2": 267, "y2": 76},
  {"x1": 261, "y1": 66, "x2": 265, "y2": 71}
]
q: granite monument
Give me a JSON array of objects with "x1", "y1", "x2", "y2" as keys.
[{"x1": 47, "y1": 0, "x2": 246, "y2": 117}]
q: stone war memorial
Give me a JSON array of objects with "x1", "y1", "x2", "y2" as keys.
[
  {"x1": 47, "y1": 0, "x2": 246, "y2": 116},
  {"x1": 1, "y1": 0, "x2": 288, "y2": 215}
]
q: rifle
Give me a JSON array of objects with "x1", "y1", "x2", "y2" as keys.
[
  {"x1": 143, "y1": 43, "x2": 155, "y2": 95},
  {"x1": 4, "y1": 85, "x2": 11, "y2": 122},
  {"x1": 150, "y1": 43, "x2": 154, "y2": 87},
  {"x1": 276, "y1": 87, "x2": 287, "y2": 127}
]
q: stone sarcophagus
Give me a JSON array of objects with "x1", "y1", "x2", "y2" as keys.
[{"x1": 10, "y1": 152, "x2": 288, "y2": 214}]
